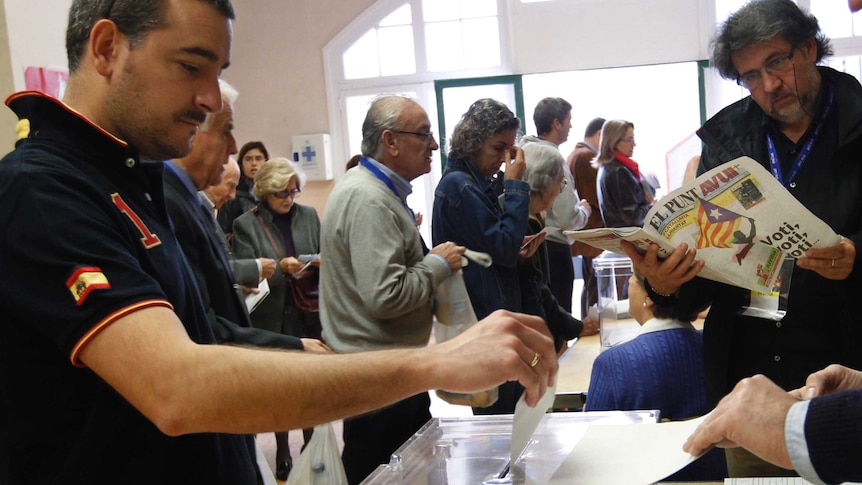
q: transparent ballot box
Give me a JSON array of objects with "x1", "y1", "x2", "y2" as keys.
[
  {"x1": 592, "y1": 252, "x2": 639, "y2": 351},
  {"x1": 361, "y1": 410, "x2": 659, "y2": 485}
]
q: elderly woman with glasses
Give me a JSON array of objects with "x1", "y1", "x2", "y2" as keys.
[
  {"x1": 232, "y1": 157, "x2": 324, "y2": 480},
  {"x1": 596, "y1": 119, "x2": 654, "y2": 229},
  {"x1": 518, "y1": 142, "x2": 593, "y2": 353}
]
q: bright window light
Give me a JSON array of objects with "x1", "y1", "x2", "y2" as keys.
[
  {"x1": 343, "y1": 30, "x2": 381, "y2": 79},
  {"x1": 425, "y1": 21, "x2": 464, "y2": 72},
  {"x1": 462, "y1": 18, "x2": 500, "y2": 69},
  {"x1": 342, "y1": 3, "x2": 416, "y2": 80},
  {"x1": 379, "y1": 25, "x2": 416, "y2": 76},
  {"x1": 380, "y1": 3, "x2": 412, "y2": 26}
]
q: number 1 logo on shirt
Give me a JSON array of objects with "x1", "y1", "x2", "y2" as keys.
[{"x1": 111, "y1": 193, "x2": 162, "y2": 249}]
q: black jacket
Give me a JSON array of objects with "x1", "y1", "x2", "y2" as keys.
[
  {"x1": 519, "y1": 217, "x2": 583, "y2": 351},
  {"x1": 597, "y1": 159, "x2": 651, "y2": 228},
  {"x1": 164, "y1": 168, "x2": 303, "y2": 350},
  {"x1": 673, "y1": 67, "x2": 862, "y2": 405}
]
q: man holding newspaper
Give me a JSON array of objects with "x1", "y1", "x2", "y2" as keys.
[{"x1": 621, "y1": 0, "x2": 862, "y2": 478}]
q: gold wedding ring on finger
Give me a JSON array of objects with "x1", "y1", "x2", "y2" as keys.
[
  {"x1": 529, "y1": 352, "x2": 540, "y2": 368},
  {"x1": 831, "y1": 259, "x2": 836, "y2": 268}
]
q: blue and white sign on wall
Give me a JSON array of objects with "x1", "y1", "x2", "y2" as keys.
[{"x1": 292, "y1": 133, "x2": 333, "y2": 181}]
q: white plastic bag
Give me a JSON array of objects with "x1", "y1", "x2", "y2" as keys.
[
  {"x1": 432, "y1": 250, "x2": 498, "y2": 407},
  {"x1": 433, "y1": 269, "x2": 477, "y2": 337},
  {"x1": 286, "y1": 422, "x2": 347, "y2": 485},
  {"x1": 433, "y1": 249, "x2": 492, "y2": 333}
]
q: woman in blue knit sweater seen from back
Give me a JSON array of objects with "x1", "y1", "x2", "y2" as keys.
[{"x1": 585, "y1": 269, "x2": 727, "y2": 481}]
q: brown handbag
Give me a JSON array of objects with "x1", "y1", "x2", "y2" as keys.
[{"x1": 256, "y1": 213, "x2": 320, "y2": 313}]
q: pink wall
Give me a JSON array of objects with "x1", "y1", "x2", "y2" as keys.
[{"x1": 226, "y1": 0, "x2": 377, "y2": 217}]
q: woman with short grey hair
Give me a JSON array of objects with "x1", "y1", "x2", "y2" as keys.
[
  {"x1": 523, "y1": 142, "x2": 564, "y2": 198},
  {"x1": 519, "y1": 143, "x2": 589, "y2": 352}
]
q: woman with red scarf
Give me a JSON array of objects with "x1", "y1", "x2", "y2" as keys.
[{"x1": 596, "y1": 119, "x2": 654, "y2": 228}]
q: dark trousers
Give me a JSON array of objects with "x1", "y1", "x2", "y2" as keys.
[
  {"x1": 580, "y1": 255, "x2": 598, "y2": 318},
  {"x1": 341, "y1": 392, "x2": 431, "y2": 484},
  {"x1": 546, "y1": 240, "x2": 574, "y2": 313}
]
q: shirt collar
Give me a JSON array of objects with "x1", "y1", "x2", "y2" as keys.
[
  {"x1": 364, "y1": 156, "x2": 413, "y2": 201},
  {"x1": 446, "y1": 157, "x2": 494, "y2": 191},
  {"x1": 639, "y1": 317, "x2": 695, "y2": 336},
  {"x1": 198, "y1": 191, "x2": 216, "y2": 212},
  {"x1": 164, "y1": 160, "x2": 199, "y2": 198}
]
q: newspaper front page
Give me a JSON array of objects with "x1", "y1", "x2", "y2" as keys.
[{"x1": 565, "y1": 157, "x2": 840, "y2": 292}]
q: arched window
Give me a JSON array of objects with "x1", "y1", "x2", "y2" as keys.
[
  {"x1": 324, "y1": 0, "x2": 512, "y2": 242},
  {"x1": 324, "y1": 0, "x2": 512, "y2": 176}
]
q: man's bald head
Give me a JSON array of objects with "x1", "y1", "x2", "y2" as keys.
[{"x1": 204, "y1": 157, "x2": 240, "y2": 210}]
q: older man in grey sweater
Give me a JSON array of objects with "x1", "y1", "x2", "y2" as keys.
[{"x1": 320, "y1": 95, "x2": 464, "y2": 483}]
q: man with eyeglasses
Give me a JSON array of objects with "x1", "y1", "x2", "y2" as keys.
[
  {"x1": 624, "y1": 0, "x2": 862, "y2": 479},
  {"x1": 319, "y1": 94, "x2": 468, "y2": 483}
]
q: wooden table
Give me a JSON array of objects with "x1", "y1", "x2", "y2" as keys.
[{"x1": 556, "y1": 333, "x2": 601, "y2": 394}]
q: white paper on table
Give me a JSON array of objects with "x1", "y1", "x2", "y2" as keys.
[
  {"x1": 544, "y1": 414, "x2": 706, "y2": 485},
  {"x1": 244, "y1": 278, "x2": 270, "y2": 313},
  {"x1": 511, "y1": 380, "x2": 558, "y2": 466}
]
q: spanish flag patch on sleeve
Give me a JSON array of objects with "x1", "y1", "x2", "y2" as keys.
[{"x1": 66, "y1": 267, "x2": 111, "y2": 306}]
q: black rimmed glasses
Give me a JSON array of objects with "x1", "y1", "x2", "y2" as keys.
[
  {"x1": 391, "y1": 130, "x2": 436, "y2": 144},
  {"x1": 273, "y1": 189, "x2": 301, "y2": 199},
  {"x1": 736, "y1": 49, "x2": 796, "y2": 90}
]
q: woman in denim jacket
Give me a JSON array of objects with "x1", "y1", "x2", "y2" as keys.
[{"x1": 432, "y1": 98, "x2": 538, "y2": 414}]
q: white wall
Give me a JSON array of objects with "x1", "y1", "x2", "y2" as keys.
[
  {"x1": 510, "y1": 0, "x2": 713, "y2": 73},
  {"x1": 226, "y1": 0, "x2": 377, "y2": 212},
  {"x1": 3, "y1": 0, "x2": 71, "y2": 90},
  {"x1": 0, "y1": 0, "x2": 71, "y2": 153}
]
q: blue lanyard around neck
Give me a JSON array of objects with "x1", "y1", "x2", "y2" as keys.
[
  {"x1": 766, "y1": 84, "x2": 834, "y2": 188},
  {"x1": 359, "y1": 157, "x2": 416, "y2": 221}
]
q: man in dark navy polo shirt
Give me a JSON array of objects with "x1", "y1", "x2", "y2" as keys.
[{"x1": 0, "y1": 1, "x2": 558, "y2": 484}]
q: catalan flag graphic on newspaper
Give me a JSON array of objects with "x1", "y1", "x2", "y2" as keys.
[{"x1": 696, "y1": 198, "x2": 744, "y2": 249}]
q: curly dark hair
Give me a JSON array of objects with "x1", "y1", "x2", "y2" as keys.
[
  {"x1": 448, "y1": 98, "x2": 521, "y2": 162},
  {"x1": 711, "y1": 0, "x2": 831, "y2": 80}
]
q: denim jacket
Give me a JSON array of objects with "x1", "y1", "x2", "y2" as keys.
[{"x1": 432, "y1": 157, "x2": 531, "y2": 320}]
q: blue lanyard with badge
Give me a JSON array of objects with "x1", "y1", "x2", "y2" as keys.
[
  {"x1": 740, "y1": 85, "x2": 834, "y2": 321},
  {"x1": 359, "y1": 156, "x2": 421, "y2": 232}
]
